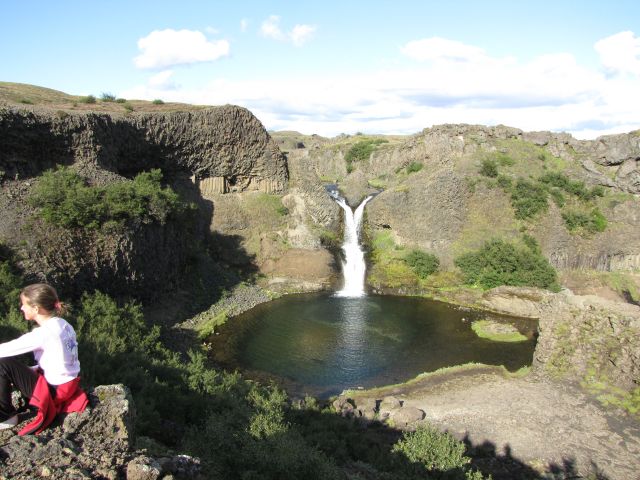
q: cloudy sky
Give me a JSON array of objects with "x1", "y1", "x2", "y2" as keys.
[{"x1": 2, "y1": 0, "x2": 640, "y2": 139}]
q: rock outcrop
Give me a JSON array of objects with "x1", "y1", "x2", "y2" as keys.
[
  {"x1": 0, "y1": 384, "x2": 201, "y2": 480},
  {"x1": 0, "y1": 105, "x2": 291, "y2": 299},
  {"x1": 360, "y1": 124, "x2": 640, "y2": 272},
  {"x1": 479, "y1": 285, "x2": 640, "y2": 396},
  {"x1": 0, "y1": 105, "x2": 287, "y2": 192}
]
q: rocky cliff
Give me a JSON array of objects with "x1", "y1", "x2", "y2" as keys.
[
  {"x1": 480, "y1": 285, "x2": 640, "y2": 407},
  {"x1": 286, "y1": 125, "x2": 640, "y2": 275},
  {"x1": 0, "y1": 104, "x2": 290, "y2": 299},
  {"x1": 0, "y1": 384, "x2": 202, "y2": 480}
]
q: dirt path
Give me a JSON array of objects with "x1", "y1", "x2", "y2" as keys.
[{"x1": 351, "y1": 367, "x2": 640, "y2": 479}]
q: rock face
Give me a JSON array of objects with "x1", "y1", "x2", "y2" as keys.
[
  {"x1": 533, "y1": 292, "x2": 640, "y2": 392},
  {"x1": 0, "y1": 105, "x2": 290, "y2": 299},
  {"x1": 480, "y1": 285, "x2": 640, "y2": 396},
  {"x1": 360, "y1": 124, "x2": 640, "y2": 272},
  {"x1": 0, "y1": 105, "x2": 288, "y2": 192},
  {"x1": 0, "y1": 384, "x2": 201, "y2": 480}
]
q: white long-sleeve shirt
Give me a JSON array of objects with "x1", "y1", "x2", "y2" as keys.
[{"x1": 0, "y1": 317, "x2": 80, "y2": 385}]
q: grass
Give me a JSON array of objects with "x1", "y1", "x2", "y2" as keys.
[
  {"x1": 0, "y1": 81, "x2": 205, "y2": 113},
  {"x1": 196, "y1": 310, "x2": 228, "y2": 339},
  {"x1": 345, "y1": 363, "x2": 529, "y2": 398},
  {"x1": 471, "y1": 320, "x2": 528, "y2": 342}
]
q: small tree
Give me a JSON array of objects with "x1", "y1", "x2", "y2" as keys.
[{"x1": 404, "y1": 250, "x2": 439, "y2": 279}]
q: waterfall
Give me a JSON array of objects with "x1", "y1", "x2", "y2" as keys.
[{"x1": 332, "y1": 193, "x2": 373, "y2": 297}]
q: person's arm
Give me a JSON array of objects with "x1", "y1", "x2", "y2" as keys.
[{"x1": 0, "y1": 329, "x2": 43, "y2": 358}]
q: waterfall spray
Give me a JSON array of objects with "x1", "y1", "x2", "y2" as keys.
[{"x1": 333, "y1": 194, "x2": 373, "y2": 297}]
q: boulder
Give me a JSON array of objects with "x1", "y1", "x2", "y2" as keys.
[
  {"x1": 390, "y1": 406, "x2": 426, "y2": 426},
  {"x1": 378, "y1": 396, "x2": 402, "y2": 420},
  {"x1": 0, "y1": 384, "x2": 202, "y2": 480}
]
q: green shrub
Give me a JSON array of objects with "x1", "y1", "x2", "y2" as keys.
[
  {"x1": 29, "y1": 167, "x2": 188, "y2": 230},
  {"x1": 538, "y1": 172, "x2": 605, "y2": 201},
  {"x1": 562, "y1": 208, "x2": 607, "y2": 234},
  {"x1": 123, "y1": 102, "x2": 134, "y2": 112},
  {"x1": 404, "y1": 250, "x2": 439, "y2": 279},
  {"x1": 391, "y1": 425, "x2": 470, "y2": 471},
  {"x1": 0, "y1": 244, "x2": 26, "y2": 341},
  {"x1": 496, "y1": 174, "x2": 512, "y2": 189},
  {"x1": 548, "y1": 188, "x2": 566, "y2": 207},
  {"x1": 344, "y1": 139, "x2": 388, "y2": 171},
  {"x1": 116, "y1": 98, "x2": 126, "y2": 103},
  {"x1": 510, "y1": 179, "x2": 548, "y2": 219},
  {"x1": 79, "y1": 95, "x2": 96, "y2": 104},
  {"x1": 152, "y1": 99, "x2": 164, "y2": 105},
  {"x1": 479, "y1": 158, "x2": 498, "y2": 178},
  {"x1": 100, "y1": 92, "x2": 116, "y2": 102},
  {"x1": 406, "y1": 161, "x2": 423, "y2": 174},
  {"x1": 495, "y1": 152, "x2": 516, "y2": 166},
  {"x1": 454, "y1": 238, "x2": 559, "y2": 290},
  {"x1": 19, "y1": 98, "x2": 34, "y2": 105}
]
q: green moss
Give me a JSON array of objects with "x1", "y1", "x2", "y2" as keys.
[
  {"x1": 582, "y1": 370, "x2": 640, "y2": 417},
  {"x1": 471, "y1": 320, "x2": 527, "y2": 342},
  {"x1": 196, "y1": 311, "x2": 228, "y2": 339}
]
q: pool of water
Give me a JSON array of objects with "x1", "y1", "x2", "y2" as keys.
[{"x1": 210, "y1": 293, "x2": 537, "y2": 398}]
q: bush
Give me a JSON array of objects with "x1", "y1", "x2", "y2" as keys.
[
  {"x1": 0, "y1": 244, "x2": 26, "y2": 341},
  {"x1": 404, "y1": 250, "x2": 439, "y2": 279},
  {"x1": 562, "y1": 208, "x2": 607, "y2": 234},
  {"x1": 538, "y1": 172, "x2": 605, "y2": 201},
  {"x1": 479, "y1": 158, "x2": 498, "y2": 177},
  {"x1": 29, "y1": 167, "x2": 189, "y2": 230},
  {"x1": 496, "y1": 174, "x2": 512, "y2": 189},
  {"x1": 510, "y1": 179, "x2": 548, "y2": 219},
  {"x1": 79, "y1": 95, "x2": 96, "y2": 104},
  {"x1": 391, "y1": 425, "x2": 470, "y2": 471},
  {"x1": 454, "y1": 238, "x2": 559, "y2": 290},
  {"x1": 100, "y1": 92, "x2": 116, "y2": 102},
  {"x1": 344, "y1": 139, "x2": 388, "y2": 171},
  {"x1": 152, "y1": 99, "x2": 164, "y2": 105},
  {"x1": 406, "y1": 162, "x2": 423, "y2": 174}
]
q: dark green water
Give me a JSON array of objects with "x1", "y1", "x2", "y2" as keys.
[{"x1": 211, "y1": 293, "x2": 537, "y2": 398}]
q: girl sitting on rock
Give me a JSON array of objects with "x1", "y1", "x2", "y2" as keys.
[{"x1": 0, "y1": 283, "x2": 88, "y2": 434}]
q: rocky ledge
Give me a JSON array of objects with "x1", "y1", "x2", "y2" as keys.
[{"x1": 0, "y1": 385, "x2": 202, "y2": 480}]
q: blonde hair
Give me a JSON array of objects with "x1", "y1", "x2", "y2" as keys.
[{"x1": 21, "y1": 283, "x2": 66, "y2": 315}]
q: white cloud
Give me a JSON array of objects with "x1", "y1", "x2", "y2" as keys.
[
  {"x1": 401, "y1": 37, "x2": 487, "y2": 62},
  {"x1": 260, "y1": 15, "x2": 316, "y2": 47},
  {"x1": 122, "y1": 32, "x2": 640, "y2": 139},
  {"x1": 595, "y1": 30, "x2": 640, "y2": 76},
  {"x1": 240, "y1": 18, "x2": 249, "y2": 33},
  {"x1": 290, "y1": 24, "x2": 317, "y2": 47},
  {"x1": 260, "y1": 15, "x2": 285, "y2": 41},
  {"x1": 134, "y1": 29, "x2": 230, "y2": 69}
]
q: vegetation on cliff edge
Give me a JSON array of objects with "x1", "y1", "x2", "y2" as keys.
[
  {"x1": 28, "y1": 167, "x2": 192, "y2": 230},
  {"x1": 454, "y1": 237, "x2": 559, "y2": 291}
]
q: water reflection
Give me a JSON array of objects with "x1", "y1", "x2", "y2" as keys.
[
  {"x1": 334, "y1": 298, "x2": 368, "y2": 381},
  {"x1": 210, "y1": 294, "x2": 536, "y2": 398}
]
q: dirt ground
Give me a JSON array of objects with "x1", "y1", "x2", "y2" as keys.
[{"x1": 350, "y1": 367, "x2": 640, "y2": 480}]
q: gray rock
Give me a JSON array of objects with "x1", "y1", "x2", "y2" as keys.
[
  {"x1": 390, "y1": 406, "x2": 426, "y2": 426},
  {"x1": 126, "y1": 455, "x2": 162, "y2": 480},
  {"x1": 354, "y1": 398, "x2": 378, "y2": 420},
  {"x1": 0, "y1": 384, "x2": 200, "y2": 480},
  {"x1": 378, "y1": 396, "x2": 402, "y2": 419}
]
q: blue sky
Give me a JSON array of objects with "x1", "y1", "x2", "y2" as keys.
[{"x1": 2, "y1": 1, "x2": 640, "y2": 138}]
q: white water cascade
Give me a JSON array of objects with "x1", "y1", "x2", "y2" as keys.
[{"x1": 333, "y1": 194, "x2": 373, "y2": 297}]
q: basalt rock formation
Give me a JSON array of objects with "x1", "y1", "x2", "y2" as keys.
[
  {"x1": 302, "y1": 124, "x2": 640, "y2": 273},
  {"x1": 0, "y1": 104, "x2": 289, "y2": 299},
  {"x1": 0, "y1": 384, "x2": 202, "y2": 480}
]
